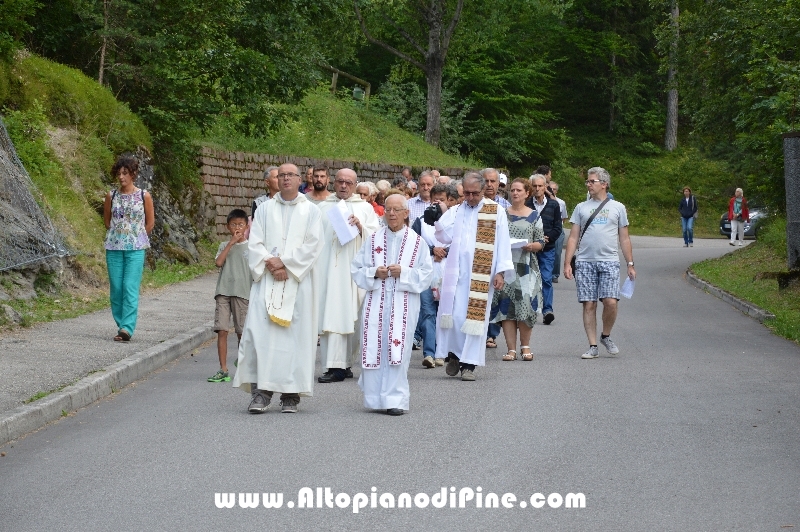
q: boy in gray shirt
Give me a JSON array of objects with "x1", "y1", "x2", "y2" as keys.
[{"x1": 208, "y1": 209, "x2": 252, "y2": 382}]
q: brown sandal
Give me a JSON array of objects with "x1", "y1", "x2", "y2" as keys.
[
  {"x1": 521, "y1": 346, "x2": 533, "y2": 361},
  {"x1": 486, "y1": 337, "x2": 497, "y2": 348},
  {"x1": 502, "y1": 350, "x2": 517, "y2": 361}
]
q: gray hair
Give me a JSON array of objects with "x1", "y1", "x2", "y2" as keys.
[
  {"x1": 263, "y1": 165, "x2": 278, "y2": 179},
  {"x1": 375, "y1": 179, "x2": 391, "y2": 192},
  {"x1": 362, "y1": 181, "x2": 378, "y2": 195},
  {"x1": 587, "y1": 166, "x2": 611, "y2": 185},
  {"x1": 463, "y1": 171, "x2": 486, "y2": 189},
  {"x1": 529, "y1": 173, "x2": 547, "y2": 184},
  {"x1": 480, "y1": 167, "x2": 498, "y2": 179},
  {"x1": 445, "y1": 184, "x2": 460, "y2": 200},
  {"x1": 418, "y1": 170, "x2": 433, "y2": 181},
  {"x1": 735, "y1": 187, "x2": 743, "y2": 195}
]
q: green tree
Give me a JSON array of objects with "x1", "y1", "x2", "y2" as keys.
[
  {"x1": 542, "y1": 0, "x2": 663, "y2": 139},
  {"x1": 679, "y1": 0, "x2": 799, "y2": 207},
  {"x1": 0, "y1": 0, "x2": 39, "y2": 58},
  {"x1": 354, "y1": 0, "x2": 464, "y2": 147}
]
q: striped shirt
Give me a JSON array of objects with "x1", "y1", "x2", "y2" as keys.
[
  {"x1": 407, "y1": 196, "x2": 431, "y2": 224},
  {"x1": 494, "y1": 195, "x2": 511, "y2": 208}
]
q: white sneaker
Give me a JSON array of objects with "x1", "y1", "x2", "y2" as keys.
[
  {"x1": 600, "y1": 336, "x2": 619, "y2": 355},
  {"x1": 581, "y1": 346, "x2": 599, "y2": 359},
  {"x1": 422, "y1": 356, "x2": 435, "y2": 368}
]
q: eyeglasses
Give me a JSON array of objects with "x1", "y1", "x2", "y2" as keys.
[
  {"x1": 229, "y1": 222, "x2": 247, "y2": 228},
  {"x1": 384, "y1": 208, "x2": 407, "y2": 214},
  {"x1": 585, "y1": 179, "x2": 602, "y2": 185},
  {"x1": 335, "y1": 179, "x2": 355, "y2": 186},
  {"x1": 277, "y1": 173, "x2": 299, "y2": 179}
]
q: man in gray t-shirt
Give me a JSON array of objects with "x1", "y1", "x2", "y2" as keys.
[{"x1": 563, "y1": 167, "x2": 636, "y2": 360}]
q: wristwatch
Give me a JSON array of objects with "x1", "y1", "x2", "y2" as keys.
[{"x1": 627, "y1": 261, "x2": 635, "y2": 267}]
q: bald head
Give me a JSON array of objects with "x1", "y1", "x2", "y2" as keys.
[{"x1": 334, "y1": 168, "x2": 358, "y2": 200}]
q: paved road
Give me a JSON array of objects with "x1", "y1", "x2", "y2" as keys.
[{"x1": 1, "y1": 237, "x2": 798, "y2": 530}]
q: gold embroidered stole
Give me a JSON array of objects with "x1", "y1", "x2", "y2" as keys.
[{"x1": 462, "y1": 201, "x2": 498, "y2": 335}]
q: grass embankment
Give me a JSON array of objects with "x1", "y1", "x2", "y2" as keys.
[
  {"x1": 691, "y1": 217, "x2": 799, "y2": 344},
  {"x1": 205, "y1": 98, "x2": 736, "y2": 240},
  {"x1": 202, "y1": 87, "x2": 472, "y2": 169},
  {"x1": 551, "y1": 128, "x2": 735, "y2": 238},
  {"x1": 0, "y1": 54, "x2": 215, "y2": 330}
]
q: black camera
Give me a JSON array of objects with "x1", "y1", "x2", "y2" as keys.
[{"x1": 423, "y1": 203, "x2": 443, "y2": 225}]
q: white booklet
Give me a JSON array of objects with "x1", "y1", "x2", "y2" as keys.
[
  {"x1": 620, "y1": 277, "x2": 635, "y2": 299},
  {"x1": 327, "y1": 199, "x2": 359, "y2": 246},
  {"x1": 510, "y1": 238, "x2": 528, "y2": 249}
]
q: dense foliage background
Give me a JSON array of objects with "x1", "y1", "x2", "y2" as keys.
[{"x1": 1, "y1": 0, "x2": 795, "y2": 208}]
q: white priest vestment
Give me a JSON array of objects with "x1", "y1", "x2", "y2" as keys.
[
  {"x1": 434, "y1": 199, "x2": 514, "y2": 366},
  {"x1": 232, "y1": 193, "x2": 323, "y2": 395},
  {"x1": 317, "y1": 194, "x2": 380, "y2": 369},
  {"x1": 351, "y1": 226, "x2": 433, "y2": 410}
]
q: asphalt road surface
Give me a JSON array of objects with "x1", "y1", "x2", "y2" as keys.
[{"x1": 1, "y1": 237, "x2": 798, "y2": 531}]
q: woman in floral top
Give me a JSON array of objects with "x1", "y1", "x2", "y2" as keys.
[{"x1": 103, "y1": 155, "x2": 154, "y2": 341}]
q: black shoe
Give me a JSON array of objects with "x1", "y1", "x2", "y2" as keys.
[
  {"x1": 445, "y1": 355, "x2": 460, "y2": 377},
  {"x1": 543, "y1": 312, "x2": 555, "y2": 325},
  {"x1": 345, "y1": 367, "x2": 354, "y2": 379},
  {"x1": 318, "y1": 369, "x2": 347, "y2": 383},
  {"x1": 386, "y1": 408, "x2": 404, "y2": 416}
]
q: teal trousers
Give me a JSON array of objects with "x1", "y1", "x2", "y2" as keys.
[{"x1": 106, "y1": 249, "x2": 146, "y2": 337}]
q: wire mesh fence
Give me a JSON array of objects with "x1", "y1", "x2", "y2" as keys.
[{"x1": 0, "y1": 116, "x2": 70, "y2": 271}]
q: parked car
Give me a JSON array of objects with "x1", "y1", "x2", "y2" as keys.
[{"x1": 719, "y1": 205, "x2": 767, "y2": 238}]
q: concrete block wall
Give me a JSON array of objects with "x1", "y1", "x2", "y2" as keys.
[{"x1": 199, "y1": 146, "x2": 470, "y2": 238}]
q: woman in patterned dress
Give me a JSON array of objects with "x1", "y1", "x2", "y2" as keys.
[
  {"x1": 490, "y1": 178, "x2": 544, "y2": 361},
  {"x1": 103, "y1": 155, "x2": 154, "y2": 342}
]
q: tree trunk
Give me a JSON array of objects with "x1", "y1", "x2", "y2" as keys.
[
  {"x1": 425, "y1": 61, "x2": 443, "y2": 146},
  {"x1": 353, "y1": 0, "x2": 462, "y2": 148},
  {"x1": 98, "y1": 0, "x2": 109, "y2": 85},
  {"x1": 664, "y1": 0, "x2": 679, "y2": 151},
  {"x1": 425, "y1": 4, "x2": 444, "y2": 147},
  {"x1": 609, "y1": 52, "x2": 616, "y2": 133}
]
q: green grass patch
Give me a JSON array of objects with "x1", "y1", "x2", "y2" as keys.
[
  {"x1": 690, "y1": 217, "x2": 799, "y2": 344},
  {"x1": 202, "y1": 87, "x2": 473, "y2": 169},
  {"x1": 553, "y1": 128, "x2": 735, "y2": 239},
  {"x1": 3, "y1": 54, "x2": 150, "y2": 152},
  {"x1": 141, "y1": 240, "x2": 217, "y2": 289},
  {"x1": 24, "y1": 381, "x2": 68, "y2": 403}
]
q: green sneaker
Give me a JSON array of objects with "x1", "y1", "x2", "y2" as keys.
[{"x1": 207, "y1": 370, "x2": 230, "y2": 382}]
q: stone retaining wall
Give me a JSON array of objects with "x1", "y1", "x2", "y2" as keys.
[{"x1": 199, "y1": 146, "x2": 470, "y2": 238}]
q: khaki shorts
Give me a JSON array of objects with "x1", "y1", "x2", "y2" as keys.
[{"x1": 214, "y1": 295, "x2": 248, "y2": 334}]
